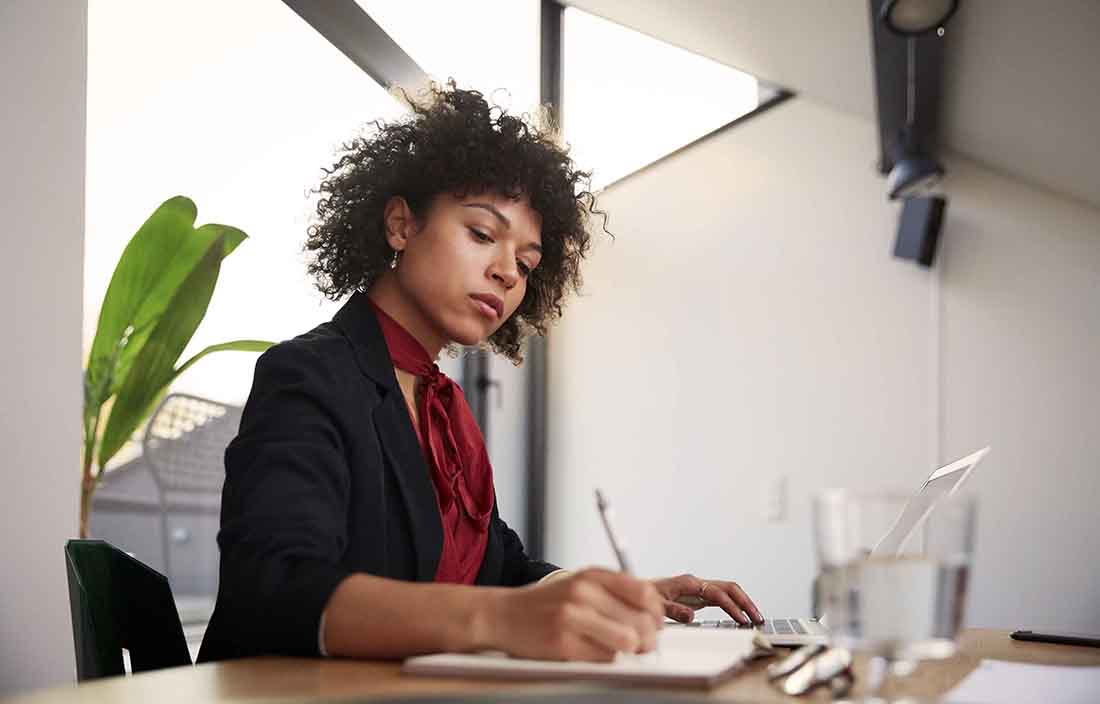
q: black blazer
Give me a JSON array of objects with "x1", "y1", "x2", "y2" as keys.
[{"x1": 197, "y1": 292, "x2": 558, "y2": 662}]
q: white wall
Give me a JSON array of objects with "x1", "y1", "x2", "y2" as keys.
[
  {"x1": 0, "y1": 0, "x2": 86, "y2": 694},
  {"x1": 545, "y1": 95, "x2": 1100, "y2": 632},
  {"x1": 939, "y1": 157, "x2": 1100, "y2": 630}
]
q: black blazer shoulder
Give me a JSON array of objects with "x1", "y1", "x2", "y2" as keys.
[{"x1": 198, "y1": 292, "x2": 557, "y2": 662}]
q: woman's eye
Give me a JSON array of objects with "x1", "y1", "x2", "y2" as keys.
[
  {"x1": 469, "y1": 227, "x2": 492, "y2": 242},
  {"x1": 518, "y1": 261, "x2": 531, "y2": 276}
]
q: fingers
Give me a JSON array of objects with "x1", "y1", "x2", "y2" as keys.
[
  {"x1": 556, "y1": 570, "x2": 663, "y2": 655},
  {"x1": 657, "y1": 574, "x2": 764, "y2": 625},
  {"x1": 673, "y1": 595, "x2": 708, "y2": 609},
  {"x1": 569, "y1": 577, "x2": 658, "y2": 653},
  {"x1": 653, "y1": 573, "x2": 698, "y2": 601},
  {"x1": 580, "y1": 568, "x2": 665, "y2": 625},
  {"x1": 664, "y1": 600, "x2": 695, "y2": 623},
  {"x1": 724, "y1": 581, "x2": 764, "y2": 623},
  {"x1": 703, "y1": 580, "x2": 763, "y2": 624},
  {"x1": 705, "y1": 586, "x2": 751, "y2": 625},
  {"x1": 502, "y1": 570, "x2": 675, "y2": 662},
  {"x1": 561, "y1": 633, "x2": 617, "y2": 663},
  {"x1": 559, "y1": 601, "x2": 641, "y2": 657}
]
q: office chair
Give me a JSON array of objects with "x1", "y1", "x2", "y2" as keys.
[{"x1": 64, "y1": 539, "x2": 192, "y2": 681}]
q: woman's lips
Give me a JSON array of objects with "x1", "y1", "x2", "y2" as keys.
[{"x1": 470, "y1": 294, "x2": 502, "y2": 320}]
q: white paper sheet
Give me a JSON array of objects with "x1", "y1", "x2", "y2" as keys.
[
  {"x1": 403, "y1": 627, "x2": 757, "y2": 688},
  {"x1": 947, "y1": 659, "x2": 1100, "y2": 703}
]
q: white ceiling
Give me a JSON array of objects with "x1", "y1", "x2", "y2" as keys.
[{"x1": 565, "y1": 0, "x2": 1100, "y2": 209}]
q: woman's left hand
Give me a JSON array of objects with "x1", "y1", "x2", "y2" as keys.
[{"x1": 651, "y1": 574, "x2": 763, "y2": 625}]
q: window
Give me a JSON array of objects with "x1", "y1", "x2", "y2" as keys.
[
  {"x1": 86, "y1": 0, "x2": 406, "y2": 407},
  {"x1": 355, "y1": 0, "x2": 540, "y2": 115},
  {"x1": 562, "y1": 7, "x2": 770, "y2": 190}
]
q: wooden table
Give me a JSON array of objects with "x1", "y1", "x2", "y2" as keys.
[{"x1": 6, "y1": 630, "x2": 1100, "y2": 703}]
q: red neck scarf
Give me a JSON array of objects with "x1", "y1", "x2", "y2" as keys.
[{"x1": 368, "y1": 299, "x2": 493, "y2": 584}]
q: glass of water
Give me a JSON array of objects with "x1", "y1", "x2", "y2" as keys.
[{"x1": 813, "y1": 489, "x2": 977, "y2": 700}]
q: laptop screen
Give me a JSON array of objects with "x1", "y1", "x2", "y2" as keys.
[{"x1": 870, "y1": 447, "x2": 989, "y2": 557}]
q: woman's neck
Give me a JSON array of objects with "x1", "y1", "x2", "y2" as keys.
[{"x1": 367, "y1": 274, "x2": 447, "y2": 360}]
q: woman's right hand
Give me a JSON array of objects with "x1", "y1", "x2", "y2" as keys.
[{"x1": 481, "y1": 567, "x2": 665, "y2": 662}]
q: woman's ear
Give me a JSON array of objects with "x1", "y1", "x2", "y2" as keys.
[{"x1": 382, "y1": 196, "x2": 416, "y2": 252}]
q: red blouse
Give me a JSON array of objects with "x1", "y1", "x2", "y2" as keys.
[{"x1": 369, "y1": 299, "x2": 492, "y2": 584}]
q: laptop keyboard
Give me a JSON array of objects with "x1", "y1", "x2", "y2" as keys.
[
  {"x1": 766, "y1": 618, "x2": 807, "y2": 635},
  {"x1": 684, "y1": 618, "x2": 809, "y2": 635}
]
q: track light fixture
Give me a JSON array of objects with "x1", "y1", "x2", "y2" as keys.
[{"x1": 879, "y1": 0, "x2": 958, "y2": 199}]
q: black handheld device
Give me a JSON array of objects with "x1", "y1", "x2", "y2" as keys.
[{"x1": 1010, "y1": 629, "x2": 1100, "y2": 648}]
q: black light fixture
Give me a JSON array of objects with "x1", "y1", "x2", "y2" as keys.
[
  {"x1": 886, "y1": 152, "x2": 943, "y2": 198},
  {"x1": 880, "y1": 0, "x2": 957, "y2": 199},
  {"x1": 885, "y1": 47, "x2": 944, "y2": 200},
  {"x1": 871, "y1": 0, "x2": 959, "y2": 267}
]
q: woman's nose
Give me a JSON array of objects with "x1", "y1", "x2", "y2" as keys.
[{"x1": 490, "y1": 256, "x2": 519, "y2": 289}]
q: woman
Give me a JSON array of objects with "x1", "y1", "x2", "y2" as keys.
[{"x1": 198, "y1": 82, "x2": 762, "y2": 663}]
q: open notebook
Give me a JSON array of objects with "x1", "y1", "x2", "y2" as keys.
[{"x1": 403, "y1": 627, "x2": 759, "y2": 689}]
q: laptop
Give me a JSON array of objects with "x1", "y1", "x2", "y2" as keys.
[{"x1": 678, "y1": 447, "x2": 990, "y2": 646}]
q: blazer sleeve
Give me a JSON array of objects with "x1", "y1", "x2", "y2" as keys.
[
  {"x1": 493, "y1": 502, "x2": 560, "y2": 586},
  {"x1": 213, "y1": 341, "x2": 355, "y2": 656}
]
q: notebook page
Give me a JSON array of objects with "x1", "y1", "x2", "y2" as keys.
[{"x1": 403, "y1": 627, "x2": 757, "y2": 688}]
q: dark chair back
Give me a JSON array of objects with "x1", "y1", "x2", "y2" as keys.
[{"x1": 64, "y1": 539, "x2": 192, "y2": 681}]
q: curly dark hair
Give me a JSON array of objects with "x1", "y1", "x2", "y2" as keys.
[{"x1": 304, "y1": 80, "x2": 607, "y2": 364}]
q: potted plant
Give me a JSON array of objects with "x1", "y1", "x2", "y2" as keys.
[{"x1": 81, "y1": 196, "x2": 273, "y2": 537}]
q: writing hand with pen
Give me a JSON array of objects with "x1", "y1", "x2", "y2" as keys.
[{"x1": 486, "y1": 567, "x2": 665, "y2": 662}]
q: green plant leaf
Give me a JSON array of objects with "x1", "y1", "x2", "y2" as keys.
[
  {"x1": 98, "y1": 234, "x2": 234, "y2": 467},
  {"x1": 86, "y1": 197, "x2": 196, "y2": 400},
  {"x1": 171, "y1": 340, "x2": 274, "y2": 382},
  {"x1": 84, "y1": 197, "x2": 247, "y2": 406},
  {"x1": 107, "y1": 223, "x2": 248, "y2": 399}
]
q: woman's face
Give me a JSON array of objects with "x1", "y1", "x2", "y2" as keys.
[{"x1": 387, "y1": 190, "x2": 543, "y2": 352}]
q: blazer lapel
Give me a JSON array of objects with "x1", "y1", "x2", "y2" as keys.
[
  {"x1": 334, "y1": 292, "x2": 443, "y2": 581},
  {"x1": 371, "y1": 393, "x2": 442, "y2": 581}
]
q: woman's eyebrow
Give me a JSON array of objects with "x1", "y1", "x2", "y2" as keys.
[
  {"x1": 464, "y1": 203, "x2": 543, "y2": 253},
  {"x1": 464, "y1": 202, "x2": 511, "y2": 229}
]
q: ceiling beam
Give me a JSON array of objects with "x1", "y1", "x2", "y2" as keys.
[{"x1": 282, "y1": 0, "x2": 427, "y2": 91}]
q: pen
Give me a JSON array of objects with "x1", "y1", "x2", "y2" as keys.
[
  {"x1": 595, "y1": 489, "x2": 633, "y2": 574},
  {"x1": 596, "y1": 488, "x2": 661, "y2": 657}
]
